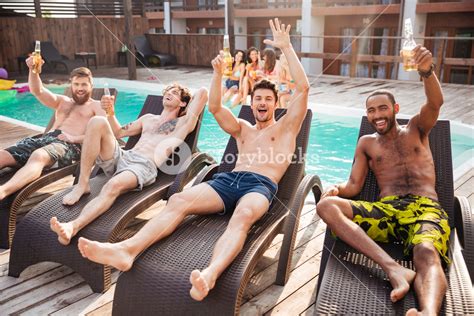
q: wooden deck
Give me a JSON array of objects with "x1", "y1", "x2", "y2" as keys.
[{"x1": 0, "y1": 70, "x2": 472, "y2": 315}]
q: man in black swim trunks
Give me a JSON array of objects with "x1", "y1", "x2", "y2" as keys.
[
  {"x1": 77, "y1": 18, "x2": 310, "y2": 301},
  {"x1": 0, "y1": 57, "x2": 105, "y2": 201}
]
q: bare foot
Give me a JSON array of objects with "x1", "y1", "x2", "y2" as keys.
[
  {"x1": 77, "y1": 237, "x2": 134, "y2": 271},
  {"x1": 388, "y1": 266, "x2": 416, "y2": 302},
  {"x1": 406, "y1": 308, "x2": 420, "y2": 316},
  {"x1": 0, "y1": 187, "x2": 7, "y2": 201},
  {"x1": 189, "y1": 269, "x2": 215, "y2": 301},
  {"x1": 62, "y1": 184, "x2": 90, "y2": 205},
  {"x1": 50, "y1": 217, "x2": 75, "y2": 245}
]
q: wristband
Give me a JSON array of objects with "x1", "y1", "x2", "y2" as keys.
[{"x1": 418, "y1": 63, "x2": 435, "y2": 79}]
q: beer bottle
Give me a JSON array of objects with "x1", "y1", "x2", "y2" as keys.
[
  {"x1": 32, "y1": 41, "x2": 42, "y2": 74},
  {"x1": 223, "y1": 35, "x2": 233, "y2": 78},
  {"x1": 401, "y1": 19, "x2": 418, "y2": 71}
]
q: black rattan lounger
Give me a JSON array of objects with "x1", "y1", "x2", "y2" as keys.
[
  {"x1": 315, "y1": 118, "x2": 474, "y2": 314},
  {"x1": 112, "y1": 106, "x2": 323, "y2": 315},
  {"x1": 8, "y1": 95, "x2": 214, "y2": 293},
  {"x1": 0, "y1": 88, "x2": 117, "y2": 249}
]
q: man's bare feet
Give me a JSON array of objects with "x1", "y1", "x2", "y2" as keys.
[
  {"x1": 388, "y1": 266, "x2": 416, "y2": 302},
  {"x1": 50, "y1": 217, "x2": 75, "y2": 245},
  {"x1": 62, "y1": 184, "x2": 90, "y2": 205},
  {"x1": 189, "y1": 269, "x2": 216, "y2": 301},
  {"x1": 77, "y1": 237, "x2": 134, "y2": 271}
]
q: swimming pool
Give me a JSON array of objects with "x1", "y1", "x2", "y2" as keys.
[{"x1": 1, "y1": 78, "x2": 472, "y2": 187}]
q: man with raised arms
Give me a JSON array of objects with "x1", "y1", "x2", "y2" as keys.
[
  {"x1": 50, "y1": 83, "x2": 208, "y2": 245},
  {"x1": 0, "y1": 59, "x2": 105, "y2": 202},
  {"x1": 76, "y1": 18, "x2": 310, "y2": 301},
  {"x1": 317, "y1": 46, "x2": 448, "y2": 315}
]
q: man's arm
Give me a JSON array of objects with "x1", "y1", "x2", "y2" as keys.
[
  {"x1": 410, "y1": 45, "x2": 444, "y2": 135},
  {"x1": 100, "y1": 95, "x2": 143, "y2": 138},
  {"x1": 208, "y1": 55, "x2": 242, "y2": 137},
  {"x1": 322, "y1": 138, "x2": 370, "y2": 199},
  {"x1": 181, "y1": 87, "x2": 208, "y2": 134},
  {"x1": 264, "y1": 18, "x2": 310, "y2": 133},
  {"x1": 26, "y1": 56, "x2": 66, "y2": 109}
]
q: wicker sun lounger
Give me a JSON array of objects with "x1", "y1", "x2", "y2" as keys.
[
  {"x1": 315, "y1": 118, "x2": 474, "y2": 315},
  {"x1": 9, "y1": 95, "x2": 214, "y2": 293},
  {"x1": 112, "y1": 106, "x2": 323, "y2": 315},
  {"x1": 0, "y1": 87, "x2": 117, "y2": 249},
  {"x1": 41, "y1": 41, "x2": 86, "y2": 73}
]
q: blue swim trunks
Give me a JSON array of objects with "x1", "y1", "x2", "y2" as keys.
[{"x1": 206, "y1": 171, "x2": 278, "y2": 214}]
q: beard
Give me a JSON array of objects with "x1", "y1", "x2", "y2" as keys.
[
  {"x1": 72, "y1": 90, "x2": 91, "y2": 105},
  {"x1": 372, "y1": 115, "x2": 396, "y2": 135}
]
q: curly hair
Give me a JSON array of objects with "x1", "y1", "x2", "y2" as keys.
[{"x1": 163, "y1": 83, "x2": 192, "y2": 116}]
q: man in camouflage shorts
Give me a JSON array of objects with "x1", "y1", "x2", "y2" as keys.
[
  {"x1": 0, "y1": 58, "x2": 105, "y2": 202},
  {"x1": 317, "y1": 45, "x2": 449, "y2": 315}
]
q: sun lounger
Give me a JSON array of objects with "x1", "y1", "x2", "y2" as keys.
[
  {"x1": 8, "y1": 95, "x2": 214, "y2": 293},
  {"x1": 133, "y1": 35, "x2": 177, "y2": 67},
  {"x1": 314, "y1": 118, "x2": 474, "y2": 314},
  {"x1": 111, "y1": 105, "x2": 323, "y2": 315},
  {"x1": 0, "y1": 88, "x2": 117, "y2": 249},
  {"x1": 41, "y1": 41, "x2": 86, "y2": 73}
]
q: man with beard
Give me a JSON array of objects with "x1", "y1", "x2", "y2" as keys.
[
  {"x1": 75, "y1": 18, "x2": 309, "y2": 301},
  {"x1": 317, "y1": 45, "x2": 447, "y2": 316},
  {"x1": 0, "y1": 57, "x2": 105, "y2": 202}
]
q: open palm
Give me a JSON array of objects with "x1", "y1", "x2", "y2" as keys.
[{"x1": 263, "y1": 18, "x2": 291, "y2": 49}]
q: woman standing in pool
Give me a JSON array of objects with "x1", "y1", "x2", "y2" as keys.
[
  {"x1": 241, "y1": 47, "x2": 262, "y2": 104},
  {"x1": 222, "y1": 50, "x2": 245, "y2": 108}
]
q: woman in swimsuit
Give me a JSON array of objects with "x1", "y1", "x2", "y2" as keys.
[
  {"x1": 222, "y1": 50, "x2": 246, "y2": 108},
  {"x1": 277, "y1": 53, "x2": 294, "y2": 108},
  {"x1": 241, "y1": 47, "x2": 262, "y2": 105},
  {"x1": 261, "y1": 48, "x2": 279, "y2": 82}
]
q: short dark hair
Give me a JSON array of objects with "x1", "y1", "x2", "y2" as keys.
[
  {"x1": 163, "y1": 83, "x2": 192, "y2": 117},
  {"x1": 366, "y1": 90, "x2": 396, "y2": 107},
  {"x1": 251, "y1": 79, "x2": 278, "y2": 103},
  {"x1": 70, "y1": 67, "x2": 93, "y2": 84}
]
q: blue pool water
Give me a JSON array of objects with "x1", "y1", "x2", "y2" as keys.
[{"x1": 0, "y1": 85, "x2": 472, "y2": 187}]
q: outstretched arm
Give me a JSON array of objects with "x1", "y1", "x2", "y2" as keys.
[
  {"x1": 264, "y1": 18, "x2": 310, "y2": 133},
  {"x1": 181, "y1": 87, "x2": 208, "y2": 134},
  {"x1": 208, "y1": 55, "x2": 242, "y2": 137},
  {"x1": 26, "y1": 56, "x2": 66, "y2": 109},
  {"x1": 410, "y1": 45, "x2": 444, "y2": 135},
  {"x1": 321, "y1": 138, "x2": 370, "y2": 199}
]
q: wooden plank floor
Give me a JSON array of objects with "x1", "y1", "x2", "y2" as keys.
[{"x1": 0, "y1": 71, "x2": 473, "y2": 314}]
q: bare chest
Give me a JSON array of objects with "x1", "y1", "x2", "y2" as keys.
[
  {"x1": 368, "y1": 133, "x2": 429, "y2": 170},
  {"x1": 142, "y1": 117, "x2": 180, "y2": 137},
  {"x1": 238, "y1": 127, "x2": 295, "y2": 157}
]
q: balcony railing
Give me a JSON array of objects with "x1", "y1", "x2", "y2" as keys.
[
  {"x1": 234, "y1": 0, "x2": 302, "y2": 9},
  {"x1": 312, "y1": 0, "x2": 400, "y2": 6},
  {"x1": 169, "y1": 0, "x2": 224, "y2": 11}
]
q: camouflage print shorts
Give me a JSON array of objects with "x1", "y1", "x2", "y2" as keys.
[
  {"x1": 5, "y1": 130, "x2": 81, "y2": 168},
  {"x1": 350, "y1": 194, "x2": 451, "y2": 264}
]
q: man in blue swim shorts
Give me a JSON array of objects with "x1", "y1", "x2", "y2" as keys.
[
  {"x1": 317, "y1": 45, "x2": 447, "y2": 315},
  {"x1": 77, "y1": 18, "x2": 310, "y2": 302}
]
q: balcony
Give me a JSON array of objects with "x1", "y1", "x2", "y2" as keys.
[
  {"x1": 233, "y1": 0, "x2": 302, "y2": 18},
  {"x1": 416, "y1": 0, "x2": 474, "y2": 14},
  {"x1": 312, "y1": 0, "x2": 401, "y2": 16}
]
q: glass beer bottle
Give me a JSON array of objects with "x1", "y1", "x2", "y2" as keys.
[
  {"x1": 223, "y1": 35, "x2": 233, "y2": 78},
  {"x1": 401, "y1": 18, "x2": 417, "y2": 71},
  {"x1": 32, "y1": 41, "x2": 42, "y2": 74}
]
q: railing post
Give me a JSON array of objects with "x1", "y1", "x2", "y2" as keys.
[
  {"x1": 349, "y1": 38, "x2": 358, "y2": 77},
  {"x1": 436, "y1": 39, "x2": 445, "y2": 80},
  {"x1": 34, "y1": 0, "x2": 42, "y2": 18}
]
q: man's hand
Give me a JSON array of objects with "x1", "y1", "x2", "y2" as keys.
[
  {"x1": 57, "y1": 131, "x2": 76, "y2": 143},
  {"x1": 263, "y1": 18, "x2": 291, "y2": 50},
  {"x1": 321, "y1": 185, "x2": 339, "y2": 199},
  {"x1": 413, "y1": 45, "x2": 433, "y2": 72},
  {"x1": 211, "y1": 55, "x2": 226, "y2": 76},
  {"x1": 25, "y1": 55, "x2": 44, "y2": 73},
  {"x1": 101, "y1": 95, "x2": 115, "y2": 116}
]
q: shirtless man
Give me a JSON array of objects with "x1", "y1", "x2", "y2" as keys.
[
  {"x1": 0, "y1": 58, "x2": 105, "y2": 201},
  {"x1": 50, "y1": 83, "x2": 208, "y2": 245},
  {"x1": 317, "y1": 46, "x2": 447, "y2": 315},
  {"x1": 76, "y1": 18, "x2": 309, "y2": 301}
]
